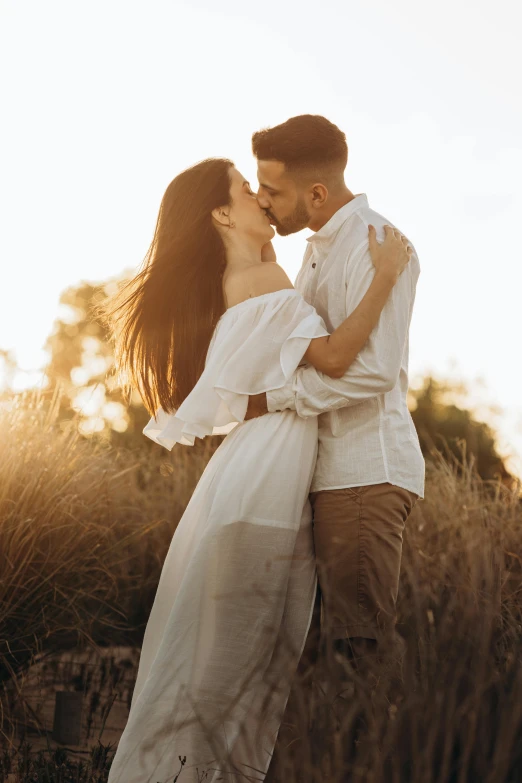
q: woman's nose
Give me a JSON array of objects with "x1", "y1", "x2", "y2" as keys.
[{"x1": 256, "y1": 192, "x2": 270, "y2": 209}]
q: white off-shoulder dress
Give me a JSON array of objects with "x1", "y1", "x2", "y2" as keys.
[{"x1": 107, "y1": 288, "x2": 329, "y2": 783}]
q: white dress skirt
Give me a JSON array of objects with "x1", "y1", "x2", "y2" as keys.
[{"x1": 107, "y1": 288, "x2": 330, "y2": 783}]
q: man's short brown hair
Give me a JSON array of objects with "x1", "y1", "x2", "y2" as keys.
[{"x1": 252, "y1": 114, "x2": 348, "y2": 175}]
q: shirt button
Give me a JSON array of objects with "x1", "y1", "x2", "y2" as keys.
[{"x1": 312, "y1": 262, "x2": 316, "y2": 268}]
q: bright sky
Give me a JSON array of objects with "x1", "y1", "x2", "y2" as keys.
[{"x1": 1, "y1": 0, "x2": 521, "y2": 475}]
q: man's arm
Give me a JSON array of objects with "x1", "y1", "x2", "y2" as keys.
[{"x1": 263, "y1": 239, "x2": 419, "y2": 418}]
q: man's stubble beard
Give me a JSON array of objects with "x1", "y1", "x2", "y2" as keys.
[{"x1": 271, "y1": 197, "x2": 311, "y2": 237}]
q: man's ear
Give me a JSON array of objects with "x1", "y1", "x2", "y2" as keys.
[
  {"x1": 310, "y1": 183, "x2": 329, "y2": 209},
  {"x1": 211, "y1": 206, "x2": 231, "y2": 227}
]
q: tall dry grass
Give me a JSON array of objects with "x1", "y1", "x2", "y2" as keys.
[
  {"x1": 1, "y1": 389, "x2": 522, "y2": 781},
  {"x1": 267, "y1": 456, "x2": 522, "y2": 783},
  {"x1": 0, "y1": 389, "x2": 219, "y2": 742}
]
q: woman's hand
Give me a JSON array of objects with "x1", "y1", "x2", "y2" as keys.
[
  {"x1": 261, "y1": 241, "x2": 277, "y2": 264},
  {"x1": 368, "y1": 224, "x2": 412, "y2": 281}
]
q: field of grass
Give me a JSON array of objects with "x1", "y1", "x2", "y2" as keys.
[{"x1": 1, "y1": 390, "x2": 522, "y2": 782}]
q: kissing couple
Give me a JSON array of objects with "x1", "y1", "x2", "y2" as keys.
[{"x1": 105, "y1": 114, "x2": 425, "y2": 783}]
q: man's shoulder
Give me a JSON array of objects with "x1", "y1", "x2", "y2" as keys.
[
  {"x1": 339, "y1": 203, "x2": 396, "y2": 243},
  {"x1": 337, "y1": 202, "x2": 419, "y2": 264}
]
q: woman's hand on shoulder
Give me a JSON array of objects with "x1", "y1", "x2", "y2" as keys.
[{"x1": 368, "y1": 224, "x2": 412, "y2": 282}]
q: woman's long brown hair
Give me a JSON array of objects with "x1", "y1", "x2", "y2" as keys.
[{"x1": 100, "y1": 157, "x2": 233, "y2": 415}]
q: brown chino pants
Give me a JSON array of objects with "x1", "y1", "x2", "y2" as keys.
[
  {"x1": 265, "y1": 484, "x2": 418, "y2": 781},
  {"x1": 306, "y1": 482, "x2": 418, "y2": 656}
]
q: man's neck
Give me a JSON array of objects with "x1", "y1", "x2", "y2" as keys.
[{"x1": 308, "y1": 188, "x2": 356, "y2": 232}]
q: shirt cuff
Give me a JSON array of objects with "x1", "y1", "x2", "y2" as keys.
[{"x1": 266, "y1": 379, "x2": 297, "y2": 413}]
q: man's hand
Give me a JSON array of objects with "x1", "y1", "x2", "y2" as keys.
[
  {"x1": 261, "y1": 241, "x2": 277, "y2": 264},
  {"x1": 245, "y1": 392, "x2": 269, "y2": 420}
]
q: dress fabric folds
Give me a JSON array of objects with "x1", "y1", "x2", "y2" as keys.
[{"x1": 107, "y1": 289, "x2": 330, "y2": 783}]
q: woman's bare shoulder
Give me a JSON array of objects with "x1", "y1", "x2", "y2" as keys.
[{"x1": 224, "y1": 263, "x2": 294, "y2": 308}]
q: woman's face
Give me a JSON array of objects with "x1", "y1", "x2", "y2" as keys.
[{"x1": 228, "y1": 167, "x2": 275, "y2": 244}]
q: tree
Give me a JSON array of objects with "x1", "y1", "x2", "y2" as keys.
[
  {"x1": 409, "y1": 377, "x2": 511, "y2": 483},
  {"x1": 43, "y1": 275, "x2": 151, "y2": 446}
]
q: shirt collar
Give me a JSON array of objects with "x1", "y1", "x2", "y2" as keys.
[{"x1": 306, "y1": 193, "x2": 368, "y2": 244}]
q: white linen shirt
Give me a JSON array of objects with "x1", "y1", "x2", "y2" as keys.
[{"x1": 266, "y1": 194, "x2": 425, "y2": 498}]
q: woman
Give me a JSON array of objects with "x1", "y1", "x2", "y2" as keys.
[{"x1": 104, "y1": 158, "x2": 411, "y2": 783}]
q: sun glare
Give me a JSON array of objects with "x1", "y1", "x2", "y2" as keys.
[{"x1": 0, "y1": 0, "x2": 520, "y2": 473}]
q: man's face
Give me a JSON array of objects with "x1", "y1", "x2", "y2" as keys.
[{"x1": 256, "y1": 160, "x2": 312, "y2": 236}]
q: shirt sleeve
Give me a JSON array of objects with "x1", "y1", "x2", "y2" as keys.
[{"x1": 266, "y1": 239, "x2": 419, "y2": 417}]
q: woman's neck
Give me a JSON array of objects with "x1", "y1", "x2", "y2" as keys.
[{"x1": 224, "y1": 235, "x2": 263, "y2": 272}]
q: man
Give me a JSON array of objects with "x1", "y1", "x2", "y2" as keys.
[{"x1": 246, "y1": 114, "x2": 425, "y2": 680}]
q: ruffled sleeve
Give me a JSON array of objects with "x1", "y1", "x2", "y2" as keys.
[{"x1": 143, "y1": 289, "x2": 330, "y2": 449}]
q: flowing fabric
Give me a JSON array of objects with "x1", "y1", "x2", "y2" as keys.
[{"x1": 108, "y1": 289, "x2": 329, "y2": 783}]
